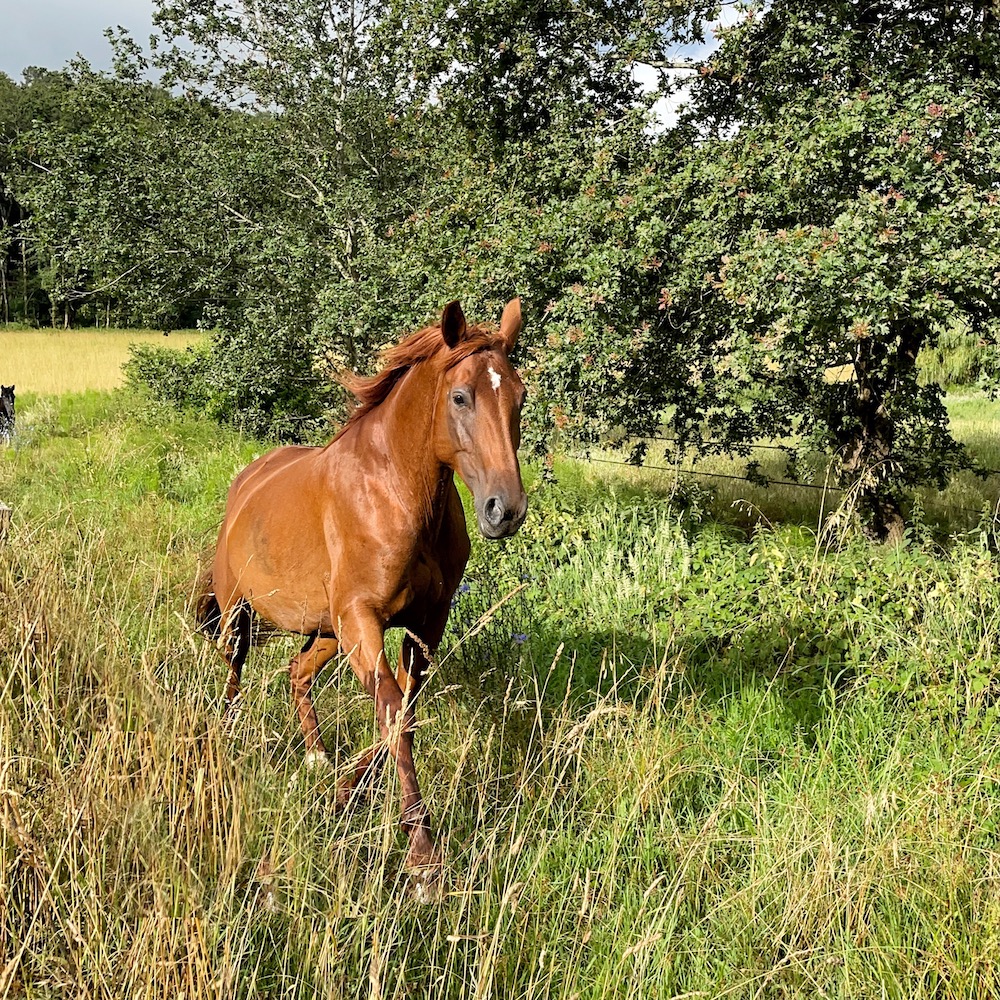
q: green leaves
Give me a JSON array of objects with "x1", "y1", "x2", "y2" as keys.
[
  {"x1": 652, "y1": 1, "x2": 1000, "y2": 536},
  {"x1": 6, "y1": 0, "x2": 1000, "y2": 533}
]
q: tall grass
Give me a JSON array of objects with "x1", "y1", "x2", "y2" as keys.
[
  {"x1": 2, "y1": 392, "x2": 1000, "y2": 997},
  {"x1": 917, "y1": 325, "x2": 997, "y2": 389}
]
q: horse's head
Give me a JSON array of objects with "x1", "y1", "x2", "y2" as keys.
[{"x1": 435, "y1": 300, "x2": 528, "y2": 540}]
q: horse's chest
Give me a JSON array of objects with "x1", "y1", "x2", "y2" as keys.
[{"x1": 385, "y1": 552, "x2": 447, "y2": 625}]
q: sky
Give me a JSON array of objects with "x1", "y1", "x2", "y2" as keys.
[
  {"x1": 0, "y1": 0, "x2": 155, "y2": 79},
  {"x1": 0, "y1": 0, "x2": 731, "y2": 82}
]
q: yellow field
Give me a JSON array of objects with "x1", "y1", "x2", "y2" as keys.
[{"x1": 0, "y1": 328, "x2": 203, "y2": 393}]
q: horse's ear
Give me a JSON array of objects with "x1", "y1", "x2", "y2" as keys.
[
  {"x1": 441, "y1": 300, "x2": 467, "y2": 348},
  {"x1": 498, "y1": 298, "x2": 522, "y2": 353}
]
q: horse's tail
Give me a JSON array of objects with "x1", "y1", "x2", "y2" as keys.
[{"x1": 193, "y1": 558, "x2": 223, "y2": 640}]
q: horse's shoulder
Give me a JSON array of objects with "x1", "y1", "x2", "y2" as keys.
[{"x1": 243, "y1": 443, "x2": 319, "y2": 474}]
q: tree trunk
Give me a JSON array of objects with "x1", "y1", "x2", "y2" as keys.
[
  {"x1": 842, "y1": 325, "x2": 923, "y2": 543},
  {"x1": 20, "y1": 237, "x2": 28, "y2": 323}
]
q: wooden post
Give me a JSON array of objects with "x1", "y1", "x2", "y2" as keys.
[{"x1": 0, "y1": 503, "x2": 10, "y2": 542}]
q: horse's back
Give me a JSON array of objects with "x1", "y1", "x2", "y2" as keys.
[{"x1": 229, "y1": 444, "x2": 318, "y2": 497}]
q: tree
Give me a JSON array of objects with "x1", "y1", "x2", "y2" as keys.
[
  {"x1": 122, "y1": 0, "x2": 712, "y2": 437},
  {"x1": 374, "y1": 0, "x2": 713, "y2": 149},
  {"x1": 130, "y1": 1, "x2": 417, "y2": 432},
  {"x1": 16, "y1": 65, "x2": 271, "y2": 325},
  {"x1": 653, "y1": 1, "x2": 1000, "y2": 539},
  {"x1": 0, "y1": 72, "x2": 21, "y2": 323},
  {"x1": 0, "y1": 68, "x2": 75, "y2": 324}
]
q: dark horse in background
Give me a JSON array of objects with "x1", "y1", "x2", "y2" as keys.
[
  {"x1": 0, "y1": 385, "x2": 14, "y2": 445},
  {"x1": 195, "y1": 299, "x2": 527, "y2": 893}
]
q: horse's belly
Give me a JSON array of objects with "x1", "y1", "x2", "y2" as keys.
[
  {"x1": 228, "y1": 537, "x2": 334, "y2": 635},
  {"x1": 245, "y1": 576, "x2": 331, "y2": 634}
]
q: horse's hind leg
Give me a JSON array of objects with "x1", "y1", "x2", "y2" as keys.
[
  {"x1": 289, "y1": 634, "x2": 340, "y2": 763},
  {"x1": 335, "y1": 742, "x2": 387, "y2": 808},
  {"x1": 222, "y1": 601, "x2": 253, "y2": 714}
]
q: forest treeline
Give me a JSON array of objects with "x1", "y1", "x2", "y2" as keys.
[{"x1": 3, "y1": 1, "x2": 1000, "y2": 538}]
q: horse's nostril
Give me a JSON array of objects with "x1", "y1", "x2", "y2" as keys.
[{"x1": 484, "y1": 497, "x2": 505, "y2": 526}]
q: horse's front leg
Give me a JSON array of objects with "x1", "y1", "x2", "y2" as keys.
[
  {"x1": 288, "y1": 634, "x2": 340, "y2": 762},
  {"x1": 339, "y1": 609, "x2": 440, "y2": 875}
]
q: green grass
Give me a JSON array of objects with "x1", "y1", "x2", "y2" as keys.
[
  {"x1": 917, "y1": 326, "x2": 998, "y2": 390},
  {"x1": 3, "y1": 391, "x2": 1000, "y2": 997},
  {"x1": 583, "y1": 394, "x2": 1000, "y2": 536}
]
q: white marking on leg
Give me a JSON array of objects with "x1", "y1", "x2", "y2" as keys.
[{"x1": 304, "y1": 750, "x2": 330, "y2": 769}]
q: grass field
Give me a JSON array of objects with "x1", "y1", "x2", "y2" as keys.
[
  {"x1": 0, "y1": 328, "x2": 202, "y2": 393},
  {"x1": 3, "y1": 328, "x2": 997, "y2": 534},
  {"x1": 2, "y1": 384, "x2": 1000, "y2": 998},
  {"x1": 582, "y1": 394, "x2": 1000, "y2": 536}
]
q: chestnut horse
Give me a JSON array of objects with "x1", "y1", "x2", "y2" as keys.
[{"x1": 195, "y1": 299, "x2": 527, "y2": 887}]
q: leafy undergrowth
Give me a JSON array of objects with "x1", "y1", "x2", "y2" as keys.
[{"x1": 2, "y1": 392, "x2": 1000, "y2": 999}]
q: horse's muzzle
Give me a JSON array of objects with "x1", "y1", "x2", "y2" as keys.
[{"x1": 478, "y1": 492, "x2": 528, "y2": 539}]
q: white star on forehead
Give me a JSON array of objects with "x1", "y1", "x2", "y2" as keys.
[{"x1": 488, "y1": 365, "x2": 502, "y2": 392}]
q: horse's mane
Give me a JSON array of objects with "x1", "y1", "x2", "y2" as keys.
[{"x1": 338, "y1": 322, "x2": 505, "y2": 430}]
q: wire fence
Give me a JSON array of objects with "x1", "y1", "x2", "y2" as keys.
[
  {"x1": 573, "y1": 439, "x2": 1000, "y2": 520},
  {"x1": 582, "y1": 454, "x2": 847, "y2": 493}
]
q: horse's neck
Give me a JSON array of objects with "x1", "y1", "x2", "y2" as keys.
[{"x1": 361, "y1": 361, "x2": 452, "y2": 524}]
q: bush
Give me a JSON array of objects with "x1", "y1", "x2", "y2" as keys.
[
  {"x1": 124, "y1": 341, "x2": 212, "y2": 410},
  {"x1": 125, "y1": 324, "x2": 343, "y2": 441}
]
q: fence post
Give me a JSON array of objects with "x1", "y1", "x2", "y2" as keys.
[{"x1": 0, "y1": 502, "x2": 10, "y2": 542}]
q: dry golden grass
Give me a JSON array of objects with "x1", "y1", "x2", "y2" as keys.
[{"x1": 0, "y1": 329, "x2": 202, "y2": 394}]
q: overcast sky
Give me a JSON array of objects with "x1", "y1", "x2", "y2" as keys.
[
  {"x1": 0, "y1": 0, "x2": 727, "y2": 87},
  {"x1": 0, "y1": 0, "x2": 154, "y2": 79}
]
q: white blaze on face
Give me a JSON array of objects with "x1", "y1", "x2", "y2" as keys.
[{"x1": 488, "y1": 365, "x2": 502, "y2": 394}]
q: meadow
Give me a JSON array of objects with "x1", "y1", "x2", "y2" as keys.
[
  {"x1": 1, "y1": 335, "x2": 1000, "y2": 998},
  {"x1": 590, "y1": 392, "x2": 1000, "y2": 537},
  {"x1": 0, "y1": 329, "x2": 202, "y2": 394}
]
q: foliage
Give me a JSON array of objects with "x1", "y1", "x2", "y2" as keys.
[
  {"x1": 373, "y1": 0, "x2": 713, "y2": 148},
  {"x1": 4, "y1": 3, "x2": 1000, "y2": 528},
  {"x1": 131, "y1": 0, "x2": 710, "y2": 439},
  {"x1": 651, "y1": 1, "x2": 1000, "y2": 538},
  {"x1": 0, "y1": 67, "x2": 74, "y2": 324},
  {"x1": 313, "y1": 107, "x2": 680, "y2": 458}
]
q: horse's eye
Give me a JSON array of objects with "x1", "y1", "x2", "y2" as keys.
[{"x1": 452, "y1": 391, "x2": 467, "y2": 407}]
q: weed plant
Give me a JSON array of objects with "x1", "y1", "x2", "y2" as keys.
[{"x1": 1, "y1": 393, "x2": 1000, "y2": 998}]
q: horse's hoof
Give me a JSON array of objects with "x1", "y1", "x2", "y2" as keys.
[
  {"x1": 408, "y1": 864, "x2": 444, "y2": 904},
  {"x1": 304, "y1": 749, "x2": 331, "y2": 770}
]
